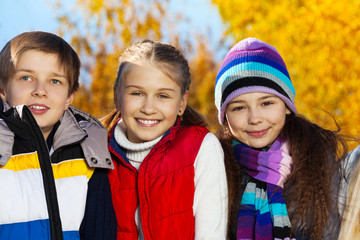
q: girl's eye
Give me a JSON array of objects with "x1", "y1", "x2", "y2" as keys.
[
  {"x1": 51, "y1": 79, "x2": 61, "y2": 85},
  {"x1": 21, "y1": 76, "x2": 32, "y2": 81},
  {"x1": 130, "y1": 92, "x2": 142, "y2": 96},
  {"x1": 159, "y1": 94, "x2": 169, "y2": 99},
  {"x1": 262, "y1": 101, "x2": 273, "y2": 106},
  {"x1": 232, "y1": 106, "x2": 245, "y2": 111}
]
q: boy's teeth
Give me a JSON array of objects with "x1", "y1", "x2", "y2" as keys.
[{"x1": 30, "y1": 106, "x2": 46, "y2": 110}]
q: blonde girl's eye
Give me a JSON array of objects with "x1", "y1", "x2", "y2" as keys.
[
  {"x1": 130, "y1": 91, "x2": 142, "y2": 96},
  {"x1": 159, "y1": 94, "x2": 170, "y2": 99}
]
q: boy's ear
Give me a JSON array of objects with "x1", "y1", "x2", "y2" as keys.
[
  {"x1": 0, "y1": 89, "x2": 6, "y2": 102},
  {"x1": 65, "y1": 91, "x2": 76, "y2": 110},
  {"x1": 178, "y1": 91, "x2": 189, "y2": 116}
]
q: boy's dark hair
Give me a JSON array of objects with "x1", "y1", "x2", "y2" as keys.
[{"x1": 0, "y1": 31, "x2": 80, "y2": 95}]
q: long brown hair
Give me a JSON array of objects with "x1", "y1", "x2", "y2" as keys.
[
  {"x1": 219, "y1": 113, "x2": 348, "y2": 239},
  {"x1": 101, "y1": 39, "x2": 206, "y2": 130}
]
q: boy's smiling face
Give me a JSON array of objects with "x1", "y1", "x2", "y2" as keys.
[{"x1": 0, "y1": 49, "x2": 75, "y2": 140}]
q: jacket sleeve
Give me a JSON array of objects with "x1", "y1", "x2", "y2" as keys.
[
  {"x1": 193, "y1": 133, "x2": 228, "y2": 240},
  {"x1": 80, "y1": 168, "x2": 117, "y2": 240},
  {"x1": 339, "y1": 145, "x2": 360, "y2": 214}
]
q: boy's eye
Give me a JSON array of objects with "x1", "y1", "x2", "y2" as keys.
[
  {"x1": 51, "y1": 79, "x2": 61, "y2": 85},
  {"x1": 21, "y1": 76, "x2": 32, "y2": 81}
]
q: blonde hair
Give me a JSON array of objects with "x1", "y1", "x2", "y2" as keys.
[{"x1": 338, "y1": 162, "x2": 360, "y2": 240}]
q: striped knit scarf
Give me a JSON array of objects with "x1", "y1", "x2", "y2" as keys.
[{"x1": 233, "y1": 137, "x2": 295, "y2": 240}]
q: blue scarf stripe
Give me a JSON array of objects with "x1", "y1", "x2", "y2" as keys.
[
  {"x1": 270, "y1": 204, "x2": 291, "y2": 217},
  {"x1": 257, "y1": 212, "x2": 272, "y2": 226},
  {"x1": 237, "y1": 208, "x2": 273, "y2": 227},
  {"x1": 267, "y1": 191, "x2": 287, "y2": 204}
]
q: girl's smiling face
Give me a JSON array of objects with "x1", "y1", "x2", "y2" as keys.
[
  {"x1": 225, "y1": 92, "x2": 290, "y2": 149},
  {"x1": 115, "y1": 61, "x2": 188, "y2": 143}
]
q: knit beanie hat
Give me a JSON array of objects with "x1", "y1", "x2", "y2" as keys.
[{"x1": 215, "y1": 37, "x2": 296, "y2": 125}]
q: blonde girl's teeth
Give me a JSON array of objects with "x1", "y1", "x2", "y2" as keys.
[{"x1": 139, "y1": 119, "x2": 158, "y2": 124}]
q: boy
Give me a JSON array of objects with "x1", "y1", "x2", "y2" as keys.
[{"x1": 0, "y1": 31, "x2": 117, "y2": 240}]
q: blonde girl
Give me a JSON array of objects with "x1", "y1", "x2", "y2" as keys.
[{"x1": 102, "y1": 40, "x2": 228, "y2": 240}]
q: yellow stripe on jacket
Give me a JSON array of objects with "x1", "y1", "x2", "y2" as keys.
[
  {"x1": 0, "y1": 151, "x2": 95, "y2": 231},
  {"x1": 1, "y1": 151, "x2": 94, "y2": 179}
]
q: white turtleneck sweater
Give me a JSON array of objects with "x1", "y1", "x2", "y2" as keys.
[{"x1": 114, "y1": 120, "x2": 228, "y2": 240}]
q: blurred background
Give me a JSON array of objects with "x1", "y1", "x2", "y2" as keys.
[{"x1": 1, "y1": 0, "x2": 360, "y2": 149}]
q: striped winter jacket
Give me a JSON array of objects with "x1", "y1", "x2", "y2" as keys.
[{"x1": 0, "y1": 100, "x2": 117, "y2": 240}]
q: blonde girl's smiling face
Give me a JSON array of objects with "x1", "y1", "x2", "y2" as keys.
[
  {"x1": 116, "y1": 62, "x2": 188, "y2": 143},
  {"x1": 225, "y1": 92, "x2": 290, "y2": 149}
]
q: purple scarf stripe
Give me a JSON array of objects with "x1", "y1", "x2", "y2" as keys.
[{"x1": 234, "y1": 137, "x2": 294, "y2": 240}]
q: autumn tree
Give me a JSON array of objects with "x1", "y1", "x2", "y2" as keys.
[
  {"x1": 212, "y1": 0, "x2": 360, "y2": 148},
  {"x1": 55, "y1": 0, "x2": 222, "y2": 132},
  {"x1": 56, "y1": 0, "x2": 171, "y2": 117},
  {"x1": 188, "y1": 39, "x2": 220, "y2": 130}
]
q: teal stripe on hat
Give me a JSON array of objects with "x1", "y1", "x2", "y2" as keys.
[{"x1": 215, "y1": 62, "x2": 295, "y2": 109}]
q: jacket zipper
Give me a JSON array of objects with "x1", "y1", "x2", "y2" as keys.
[{"x1": 22, "y1": 107, "x2": 64, "y2": 240}]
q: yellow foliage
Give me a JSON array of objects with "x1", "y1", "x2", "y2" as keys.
[
  {"x1": 56, "y1": 0, "x2": 169, "y2": 118},
  {"x1": 188, "y1": 41, "x2": 219, "y2": 130},
  {"x1": 212, "y1": 0, "x2": 360, "y2": 149}
]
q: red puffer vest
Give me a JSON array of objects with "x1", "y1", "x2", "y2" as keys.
[{"x1": 108, "y1": 120, "x2": 209, "y2": 240}]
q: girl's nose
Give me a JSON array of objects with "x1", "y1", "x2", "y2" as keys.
[
  {"x1": 248, "y1": 108, "x2": 262, "y2": 125},
  {"x1": 140, "y1": 97, "x2": 157, "y2": 115}
]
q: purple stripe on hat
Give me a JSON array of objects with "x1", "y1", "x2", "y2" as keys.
[
  {"x1": 218, "y1": 86, "x2": 296, "y2": 124},
  {"x1": 215, "y1": 37, "x2": 296, "y2": 126},
  {"x1": 215, "y1": 55, "x2": 290, "y2": 85},
  {"x1": 219, "y1": 47, "x2": 286, "y2": 73},
  {"x1": 230, "y1": 37, "x2": 279, "y2": 53}
]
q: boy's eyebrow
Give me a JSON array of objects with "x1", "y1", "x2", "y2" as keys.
[{"x1": 15, "y1": 69, "x2": 67, "y2": 78}]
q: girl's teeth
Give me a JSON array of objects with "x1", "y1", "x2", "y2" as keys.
[{"x1": 138, "y1": 119, "x2": 158, "y2": 125}]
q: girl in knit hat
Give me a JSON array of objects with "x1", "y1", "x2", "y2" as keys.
[
  {"x1": 215, "y1": 37, "x2": 347, "y2": 240},
  {"x1": 101, "y1": 39, "x2": 228, "y2": 240}
]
